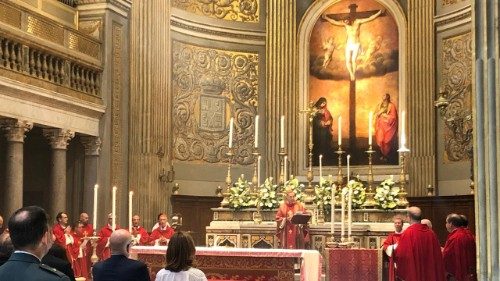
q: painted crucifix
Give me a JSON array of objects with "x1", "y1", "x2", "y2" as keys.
[{"x1": 322, "y1": 3, "x2": 385, "y2": 150}]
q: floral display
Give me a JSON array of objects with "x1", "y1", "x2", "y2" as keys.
[{"x1": 374, "y1": 178, "x2": 400, "y2": 210}]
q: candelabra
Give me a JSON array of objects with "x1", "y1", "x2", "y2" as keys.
[
  {"x1": 300, "y1": 101, "x2": 318, "y2": 204},
  {"x1": 220, "y1": 148, "x2": 234, "y2": 207},
  {"x1": 89, "y1": 232, "x2": 100, "y2": 263},
  {"x1": 278, "y1": 148, "x2": 287, "y2": 189},
  {"x1": 397, "y1": 148, "x2": 410, "y2": 207},
  {"x1": 362, "y1": 146, "x2": 376, "y2": 208},
  {"x1": 251, "y1": 149, "x2": 262, "y2": 224},
  {"x1": 335, "y1": 146, "x2": 344, "y2": 207}
]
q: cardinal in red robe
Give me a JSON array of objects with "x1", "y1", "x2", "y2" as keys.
[
  {"x1": 382, "y1": 216, "x2": 404, "y2": 281},
  {"x1": 52, "y1": 212, "x2": 74, "y2": 262},
  {"x1": 275, "y1": 189, "x2": 309, "y2": 249},
  {"x1": 395, "y1": 207, "x2": 445, "y2": 281},
  {"x1": 130, "y1": 215, "x2": 150, "y2": 245},
  {"x1": 442, "y1": 214, "x2": 477, "y2": 281},
  {"x1": 375, "y1": 93, "x2": 398, "y2": 160},
  {"x1": 149, "y1": 213, "x2": 174, "y2": 246}
]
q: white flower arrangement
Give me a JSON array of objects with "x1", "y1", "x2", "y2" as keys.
[
  {"x1": 257, "y1": 177, "x2": 281, "y2": 210},
  {"x1": 342, "y1": 180, "x2": 366, "y2": 209},
  {"x1": 284, "y1": 177, "x2": 305, "y2": 202},
  {"x1": 374, "y1": 178, "x2": 400, "y2": 210},
  {"x1": 228, "y1": 175, "x2": 252, "y2": 210},
  {"x1": 314, "y1": 176, "x2": 337, "y2": 213}
]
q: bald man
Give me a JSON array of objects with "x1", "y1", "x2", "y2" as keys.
[
  {"x1": 92, "y1": 229, "x2": 149, "y2": 281},
  {"x1": 394, "y1": 207, "x2": 445, "y2": 281},
  {"x1": 421, "y1": 218, "x2": 433, "y2": 229}
]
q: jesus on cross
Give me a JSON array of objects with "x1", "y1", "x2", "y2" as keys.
[{"x1": 322, "y1": 4, "x2": 385, "y2": 81}]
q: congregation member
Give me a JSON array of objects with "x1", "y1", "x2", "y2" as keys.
[
  {"x1": 394, "y1": 206, "x2": 445, "y2": 281},
  {"x1": 275, "y1": 188, "x2": 310, "y2": 249},
  {"x1": 131, "y1": 215, "x2": 150, "y2": 245},
  {"x1": 421, "y1": 218, "x2": 433, "y2": 229},
  {"x1": 382, "y1": 216, "x2": 404, "y2": 281},
  {"x1": 442, "y1": 213, "x2": 477, "y2": 281},
  {"x1": 96, "y1": 213, "x2": 119, "y2": 261},
  {"x1": 92, "y1": 229, "x2": 150, "y2": 281},
  {"x1": 52, "y1": 212, "x2": 75, "y2": 262},
  {"x1": 70, "y1": 221, "x2": 90, "y2": 279},
  {"x1": 150, "y1": 213, "x2": 175, "y2": 246},
  {"x1": 155, "y1": 231, "x2": 207, "y2": 281},
  {"x1": 42, "y1": 243, "x2": 76, "y2": 281},
  {"x1": 0, "y1": 233, "x2": 13, "y2": 266},
  {"x1": 0, "y1": 206, "x2": 70, "y2": 280}
]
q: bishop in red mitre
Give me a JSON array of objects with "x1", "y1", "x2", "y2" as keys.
[
  {"x1": 275, "y1": 189, "x2": 309, "y2": 249},
  {"x1": 382, "y1": 216, "x2": 404, "y2": 281},
  {"x1": 394, "y1": 206, "x2": 445, "y2": 281},
  {"x1": 442, "y1": 213, "x2": 477, "y2": 281}
]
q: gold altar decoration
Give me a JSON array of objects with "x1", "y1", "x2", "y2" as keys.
[
  {"x1": 220, "y1": 148, "x2": 234, "y2": 207},
  {"x1": 334, "y1": 147, "x2": 345, "y2": 206},
  {"x1": 251, "y1": 149, "x2": 262, "y2": 224},
  {"x1": 299, "y1": 101, "x2": 318, "y2": 205},
  {"x1": 363, "y1": 146, "x2": 376, "y2": 208},
  {"x1": 396, "y1": 149, "x2": 410, "y2": 207},
  {"x1": 172, "y1": 0, "x2": 259, "y2": 23}
]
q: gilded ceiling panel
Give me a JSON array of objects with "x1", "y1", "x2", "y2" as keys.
[{"x1": 172, "y1": 0, "x2": 259, "y2": 23}]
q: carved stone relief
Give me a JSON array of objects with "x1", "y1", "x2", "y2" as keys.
[
  {"x1": 172, "y1": 0, "x2": 259, "y2": 23},
  {"x1": 78, "y1": 20, "x2": 102, "y2": 40},
  {"x1": 441, "y1": 0, "x2": 468, "y2": 6},
  {"x1": 172, "y1": 40, "x2": 258, "y2": 165},
  {"x1": 440, "y1": 32, "x2": 472, "y2": 162}
]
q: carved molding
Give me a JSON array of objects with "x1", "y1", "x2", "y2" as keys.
[
  {"x1": 42, "y1": 128, "x2": 75, "y2": 149},
  {"x1": 170, "y1": 19, "x2": 265, "y2": 43},
  {"x1": 78, "y1": 20, "x2": 102, "y2": 40},
  {"x1": 172, "y1": 40, "x2": 258, "y2": 165},
  {"x1": 0, "y1": 118, "x2": 33, "y2": 142},
  {"x1": 111, "y1": 22, "x2": 123, "y2": 188},
  {"x1": 81, "y1": 136, "x2": 102, "y2": 156},
  {"x1": 441, "y1": 0, "x2": 468, "y2": 7},
  {"x1": 440, "y1": 32, "x2": 473, "y2": 162},
  {"x1": 172, "y1": 0, "x2": 259, "y2": 23}
]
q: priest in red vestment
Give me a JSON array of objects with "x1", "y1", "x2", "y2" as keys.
[
  {"x1": 52, "y1": 212, "x2": 74, "y2": 262},
  {"x1": 275, "y1": 189, "x2": 310, "y2": 249},
  {"x1": 149, "y1": 213, "x2": 174, "y2": 246},
  {"x1": 78, "y1": 212, "x2": 93, "y2": 273},
  {"x1": 130, "y1": 215, "x2": 150, "y2": 245},
  {"x1": 442, "y1": 213, "x2": 477, "y2": 281},
  {"x1": 96, "y1": 214, "x2": 119, "y2": 261},
  {"x1": 71, "y1": 221, "x2": 90, "y2": 279},
  {"x1": 375, "y1": 93, "x2": 398, "y2": 161},
  {"x1": 394, "y1": 206, "x2": 445, "y2": 281},
  {"x1": 382, "y1": 216, "x2": 404, "y2": 281}
]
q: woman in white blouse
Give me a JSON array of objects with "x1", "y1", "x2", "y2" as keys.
[{"x1": 155, "y1": 231, "x2": 207, "y2": 281}]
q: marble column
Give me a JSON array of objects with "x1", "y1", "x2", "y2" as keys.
[
  {"x1": 0, "y1": 119, "x2": 33, "y2": 219},
  {"x1": 43, "y1": 128, "x2": 75, "y2": 219},
  {"x1": 81, "y1": 136, "x2": 101, "y2": 217}
]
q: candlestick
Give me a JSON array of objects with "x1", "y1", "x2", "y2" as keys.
[
  {"x1": 128, "y1": 191, "x2": 133, "y2": 232},
  {"x1": 93, "y1": 184, "x2": 99, "y2": 234},
  {"x1": 111, "y1": 186, "x2": 117, "y2": 231},
  {"x1": 331, "y1": 183, "x2": 335, "y2": 235},
  {"x1": 257, "y1": 155, "x2": 261, "y2": 187},
  {"x1": 254, "y1": 115, "x2": 259, "y2": 148},
  {"x1": 338, "y1": 116, "x2": 342, "y2": 146},
  {"x1": 284, "y1": 156, "x2": 288, "y2": 183},
  {"x1": 347, "y1": 155, "x2": 350, "y2": 182},
  {"x1": 319, "y1": 155, "x2": 323, "y2": 185},
  {"x1": 220, "y1": 148, "x2": 234, "y2": 207},
  {"x1": 280, "y1": 115, "x2": 285, "y2": 149},
  {"x1": 228, "y1": 117, "x2": 234, "y2": 148},
  {"x1": 368, "y1": 111, "x2": 373, "y2": 146},
  {"x1": 341, "y1": 187, "x2": 345, "y2": 239},
  {"x1": 400, "y1": 110, "x2": 406, "y2": 149},
  {"x1": 347, "y1": 155, "x2": 352, "y2": 239},
  {"x1": 362, "y1": 147, "x2": 376, "y2": 208}
]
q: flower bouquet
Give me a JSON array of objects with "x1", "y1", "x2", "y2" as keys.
[
  {"x1": 228, "y1": 175, "x2": 252, "y2": 210},
  {"x1": 374, "y1": 178, "x2": 400, "y2": 210}
]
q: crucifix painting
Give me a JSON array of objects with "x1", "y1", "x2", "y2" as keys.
[{"x1": 310, "y1": 0, "x2": 399, "y2": 166}]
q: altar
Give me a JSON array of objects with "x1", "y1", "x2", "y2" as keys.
[{"x1": 130, "y1": 246, "x2": 322, "y2": 281}]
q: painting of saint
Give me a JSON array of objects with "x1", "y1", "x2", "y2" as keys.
[
  {"x1": 312, "y1": 97, "x2": 335, "y2": 166},
  {"x1": 309, "y1": 0, "x2": 399, "y2": 165}
]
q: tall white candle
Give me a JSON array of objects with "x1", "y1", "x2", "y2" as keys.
[
  {"x1": 347, "y1": 155, "x2": 350, "y2": 182},
  {"x1": 254, "y1": 115, "x2": 259, "y2": 148},
  {"x1": 280, "y1": 116, "x2": 285, "y2": 149},
  {"x1": 331, "y1": 184, "x2": 335, "y2": 234},
  {"x1": 128, "y1": 191, "x2": 134, "y2": 232},
  {"x1": 284, "y1": 156, "x2": 288, "y2": 183},
  {"x1": 93, "y1": 184, "x2": 99, "y2": 233},
  {"x1": 347, "y1": 155, "x2": 352, "y2": 238},
  {"x1": 319, "y1": 155, "x2": 323, "y2": 186},
  {"x1": 400, "y1": 110, "x2": 406, "y2": 149},
  {"x1": 228, "y1": 117, "x2": 234, "y2": 148},
  {"x1": 112, "y1": 186, "x2": 117, "y2": 231},
  {"x1": 338, "y1": 116, "x2": 342, "y2": 146},
  {"x1": 368, "y1": 111, "x2": 373, "y2": 146},
  {"x1": 257, "y1": 156, "x2": 262, "y2": 187},
  {"x1": 341, "y1": 187, "x2": 345, "y2": 238}
]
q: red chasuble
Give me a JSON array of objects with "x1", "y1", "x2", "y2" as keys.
[
  {"x1": 395, "y1": 223, "x2": 445, "y2": 281},
  {"x1": 442, "y1": 227, "x2": 477, "y2": 281},
  {"x1": 80, "y1": 223, "x2": 93, "y2": 277},
  {"x1": 96, "y1": 224, "x2": 119, "y2": 261},
  {"x1": 131, "y1": 226, "x2": 150, "y2": 245},
  {"x1": 382, "y1": 232, "x2": 402, "y2": 281},
  {"x1": 149, "y1": 227, "x2": 174, "y2": 245},
  {"x1": 70, "y1": 231, "x2": 89, "y2": 279},
  {"x1": 52, "y1": 224, "x2": 74, "y2": 262},
  {"x1": 275, "y1": 201, "x2": 309, "y2": 249}
]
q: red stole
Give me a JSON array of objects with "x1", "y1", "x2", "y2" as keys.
[{"x1": 442, "y1": 227, "x2": 477, "y2": 281}]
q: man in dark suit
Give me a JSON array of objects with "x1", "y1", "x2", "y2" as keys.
[
  {"x1": 92, "y1": 229, "x2": 150, "y2": 281},
  {"x1": 0, "y1": 206, "x2": 70, "y2": 280},
  {"x1": 42, "y1": 244, "x2": 76, "y2": 281}
]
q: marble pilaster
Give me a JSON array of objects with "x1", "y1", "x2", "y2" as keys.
[
  {"x1": 42, "y1": 128, "x2": 75, "y2": 219},
  {"x1": 0, "y1": 119, "x2": 33, "y2": 219},
  {"x1": 81, "y1": 136, "x2": 101, "y2": 217}
]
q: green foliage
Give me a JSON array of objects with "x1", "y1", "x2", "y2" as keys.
[{"x1": 374, "y1": 178, "x2": 400, "y2": 210}]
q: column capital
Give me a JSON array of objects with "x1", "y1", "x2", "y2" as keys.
[
  {"x1": 81, "y1": 136, "x2": 102, "y2": 156},
  {"x1": 0, "y1": 118, "x2": 33, "y2": 142},
  {"x1": 42, "y1": 128, "x2": 75, "y2": 149}
]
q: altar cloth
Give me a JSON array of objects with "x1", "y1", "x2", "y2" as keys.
[{"x1": 325, "y1": 248, "x2": 382, "y2": 281}]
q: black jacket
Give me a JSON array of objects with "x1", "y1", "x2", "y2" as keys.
[
  {"x1": 92, "y1": 254, "x2": 150, "y2": 281},
  {"x1": 0, "y1": 252, "x2": 70, "y2": 281}
]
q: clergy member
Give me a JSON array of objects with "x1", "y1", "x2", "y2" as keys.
[
  {"x1": 78, "y1": 212, "x2": 92, "y2": 275},
  {"x1": 130, "y1": 215, "x2": 149, "y2": 245},
  {"x1": 275, "y1": 188, "x2": 310, "y2": 249},
  {"x1": 382, "y1": 216, "x2": 404, "y2": 281},
  {"x1": 442, "y1": 213, "x2": 477, "y2": 281},
  {"x1": 96, "y1": 213, "x2": 119, "y2": 261},
  {"x1": 149, "y1": 213, "x2": 174, "y2": 246},
  {"x1": 52, "y1": 212, "x2": 74, "y2": 262},
  {"x1": 394, "y1": 206, "x2": 445, "y2": 281},
  {"x1": 71, "y1": 221, "x2": 90, "y2": 279}
]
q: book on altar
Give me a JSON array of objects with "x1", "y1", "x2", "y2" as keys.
[{"x1": 290, "y1": 212, "x2": 311, "y2": 225}]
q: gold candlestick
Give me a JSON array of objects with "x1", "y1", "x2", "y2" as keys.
[
  {"x1": 251, "y1": 149, "x2": 262, "y2": 224},
  {"x1": 335, "y1": 147, "x2": 344, "y2": 207},
  {"x1": 397, "y1": 148, "x2": 410, "y2": 207},
  {"x1": 278, "y1": 148, "x2": 287, "y2": 190},
  {"x1": 300, "y1": 101, "x2": 318, "y2": 204},
  {"x1": 90, "y1": 232, "x2": 100, "y2": 264},
  {"x1": 362, "y1": 146, "x2": 376, "y2": 208},
  {"x1": 220, "y1": 149, "x2": 234, "y2": 207}
]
